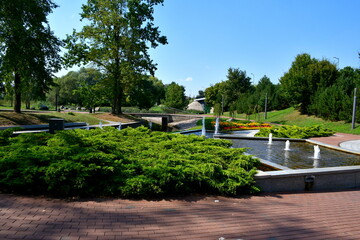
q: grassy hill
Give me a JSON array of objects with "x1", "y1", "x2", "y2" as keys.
[{"x1": 230, "y1": 107, "x2": 360, "y2": 135}]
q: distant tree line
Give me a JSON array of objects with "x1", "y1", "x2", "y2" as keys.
[
  {"x1": 47, "y1": 67, "x2": 188, "y2": 112},
  {"x1": 280, "y1": 53, "x2": 360, "y2": 122},
  {"x1": 205, "y1": 53, "x2": 360, "y2": 122},
  {"x1": 205, "y1": 68, "x2": 286, "y2": 119}
]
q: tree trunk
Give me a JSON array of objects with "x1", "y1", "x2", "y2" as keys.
[
  {"x1": 111, "y1": 24, "x2": 122, "y2": 115},
  {"x1": 112, "y1": 67, "x2": 122, "y2": 115},
  {"x1": 14, "y1": 73, "x2": 21, "y2": 113}
]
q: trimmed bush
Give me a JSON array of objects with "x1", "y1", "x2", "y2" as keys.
[
  {"x1": 0, "y1": 127, "x2": 259, "y2": 198},
  {"x1": 255, "y1": 125, "x2": 334, "y2": 139}
]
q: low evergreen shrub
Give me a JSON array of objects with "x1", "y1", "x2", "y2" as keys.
[
  {"x1": 0, "y1": 127, "x2": 259, "y2": 198},
  {"x1": 255, "y1": 125, "x2": 334, "y2": 139}
]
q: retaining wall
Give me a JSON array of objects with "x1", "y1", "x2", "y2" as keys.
[{"x1": 256, "y1": 165, "x2": 360, "y2": 192}]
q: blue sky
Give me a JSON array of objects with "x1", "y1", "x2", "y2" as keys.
[{"x1": 49, "y1": 0, "x2": 360, "y2": 97}]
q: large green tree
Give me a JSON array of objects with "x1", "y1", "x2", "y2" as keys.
[
  {"x1": 280, "y1": 53, "x2": 337, "y2": 113},
  {"x1": 204, "y1": 82, "x2": 225, "y2": 108},
  {"x1": 164, "y1": 82, "x2": 187, "y2": 109},
  {"x1": 64, "y1": 0, "x2": 167, "y2": 114},
  {"x1": 126, "y1": 76, "x2": 165, "y2": 109},
  {"x1": 0, "y1": 0, "x2": 61, "y2": 113},
  {"x1": 223, "y1": 68, "x2": 253, "y2": 110},
  {"x1": 309, "y1": 67, "x2": 360, "y2": 121}
]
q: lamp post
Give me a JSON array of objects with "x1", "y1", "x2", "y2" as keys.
[
  {"x1": 333, "y1": 57, "x2": 339, "y2": 68},
  {"x1": 352, "y1": 88, "x2": 357, "y2": 130},
  {"x1": 264, "y1": 92, "x2": 268, "y2": 120}
]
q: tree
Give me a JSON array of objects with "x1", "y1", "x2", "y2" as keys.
[
  {"x1": 0, "y1": 0, "x2": 61, "y2": 113},
  {"x1": 48, "y1": 71, "x2": 82, "y2": 106},
  {"x1": 280, "y1": 53, "x2": 337, "y2": 113},
  {"x1": 309, "y1": 67, "x2": 360, "y2": 121},
  {"x1": 127, "y1": 76, "x2": 165, "y2": 110},
  {"x1": 74, "y1": 68, "x2": 104, "y2": 113},
  {"x1": 196, "y1": 90, "x2": 205, "y2": 98},
  {"x1": 222, "y1": 68, "x2": 253, "y2": 110},
  {"x1": 64, "y1": 0, "x2": 167, "y2": 115},
  {"x1": 204, "y1": 82, "x2": 225, "y2": 108},
  {"x1": 164, "y1": 82, "x2": 187, "y2": 109}
]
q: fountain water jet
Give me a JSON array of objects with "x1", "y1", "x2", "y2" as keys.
[
  {"x1": 268, "y1": 133, "x2": 273, "y2": 145},
  {"x1": 201, "y1": 117, "x2": 206, "y2": 136},
  {"x1": 148, "y1": 121, "x2": 152, "y2": 130},
  {"x1": 99, "y1": 121, "x2": 103, "y2": 129},
  {"x1": 314, "y1": 145, "x2": 321, "y2": 159},
  {"x1": 86, "y1": 123, "x2": 90, "y2": 130},
  {"x1": 118, "y1": 122, "x2": 122, "y2": 130},
  {"x1": 214, "y1": 117, "x2": 220, "y2": 135},
  {"x1": 284, "y1": 140, "x2": 290, "y2": 151}
]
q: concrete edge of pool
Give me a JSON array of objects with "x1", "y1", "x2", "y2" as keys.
[
  {"x1": 254, "y1": 138, "x2": 360, "y2": 193},
  {"x1": 216, "y1": 134, "x2": 360, "y2": 193},
  {"x1": 183, "y1": 131, "x2": 360, "y2": 192}
]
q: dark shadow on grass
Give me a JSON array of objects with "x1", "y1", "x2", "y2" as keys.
[{"x1": 272, "y1": 120, "x2": 287, "y2": 125}]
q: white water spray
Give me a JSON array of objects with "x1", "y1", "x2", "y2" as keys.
[
  {"x1": 201, "y1": 117, "x2": 206, "y2": 136},
  {"x1": 268, "y1": 133, "x2": 273, "y2": 145}
]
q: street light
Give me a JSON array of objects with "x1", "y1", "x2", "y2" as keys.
[{"x1": 333, "y1": 57, "x2": 339, "y2": 68}]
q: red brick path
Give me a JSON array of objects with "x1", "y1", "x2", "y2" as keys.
[
  {"x1": 310, "y1": 132, "x2": 360, "y2": 147},
  {"x1": 2, "y1": 190, "x2": 360, "y2": 240}
]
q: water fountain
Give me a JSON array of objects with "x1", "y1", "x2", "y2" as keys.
[
  {"x1": 86, "y1": 123, "x2": 90, "y2": 130},
  {"x1": 314, "y1": 145, "x2": 321, "y2": 159},
  {"x1": 214, "y1": 117, "x2": 220, "y2": 135},
  {"x1": 148, "y1": 121, "x2": 152, "y2": 130},
  {"x1": 229, "y1": 139, "x2": 360, "y2": 169},
  {"x1": 180, "y1": 119, "x2": 360, "y2": 169},
  {"x1": 201, "y1": 117, "x2": 206, "y2": 136},
  {"x1": 118, "y1": 122, "x2": 122, "y2": 130},
  {"x1": 268, "y1": 133, "x2": 273, "y2": 145},
  {"x1": 284, "y1": 140, "x2": 290, "y2": 151},
  {"x1": 99, "y1": 121, "x2": 103, "y2": 129}
]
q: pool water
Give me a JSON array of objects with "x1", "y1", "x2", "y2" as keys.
[{"x1": 231, "y1": 139, "x2": 360, "y2": 169}]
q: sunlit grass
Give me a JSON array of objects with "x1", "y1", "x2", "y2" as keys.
[{"x1": 224, "y1": 107, "x2": 360, "y2": 135}]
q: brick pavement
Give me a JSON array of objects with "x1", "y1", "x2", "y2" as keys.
[
  {"x1": 2, "y1": 190, "x2": 360, "y2": 240},
  {"x1": 310, "y1": 132, "x2": 360, "y2": 148}
]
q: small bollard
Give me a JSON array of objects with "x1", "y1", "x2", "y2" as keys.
[
  {"x1": 304, "y1": 175, "x2": 315, "y2": 191},
  {"x1": 49, "y1": 118, "x2": 64, "y2": 134}
]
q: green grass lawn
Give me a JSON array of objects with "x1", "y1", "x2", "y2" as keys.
[
  {"x1": 225, "y1": 107, "x2": 360, "y2": 135},
  {"x1": 31, "y1": 112, "x2": 110, "y2": 125}
]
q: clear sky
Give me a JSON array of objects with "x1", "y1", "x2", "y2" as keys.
[{"x1": 49, "y1": 0, "x2": 360, "y2": 97}]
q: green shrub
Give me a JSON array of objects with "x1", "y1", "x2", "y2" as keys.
[
  {"x1": 0, "y1": 127, "x2": 259, "y2": 198},
  {"x1": 0, "y1": 128, "x2": 22, "y2": 145},
  {"x1": 255, "y1": 125, "x2": 334, "y2": 139}
]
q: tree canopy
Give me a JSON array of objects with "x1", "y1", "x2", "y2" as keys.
[
  {"x1": 280, "y1": 53, "x2": 337, "y2": 113},
  {"x1": 64, "y1": 0, "x2": 167, "y2": 114},
  {"x1": 164, "y1": 82, "x2": 187, "y2": 109},
  {"x1": 0, "y1": 0, "x2": 61, "y2": 112}
]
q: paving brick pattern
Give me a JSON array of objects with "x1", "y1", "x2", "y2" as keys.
[
  {"x1": 2, "y1": 190, "x2": 360, "y2": 240},
  {"x1": 310, "y1": 133, "x2": 360, "y2": 147}
]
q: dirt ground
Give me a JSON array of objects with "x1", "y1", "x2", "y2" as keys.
[
  {"x1": 0, "y1": 111, "x2": 137, "y2": 126},
  {"x1": 94, "y1": 113, "x2": 135, "y2": 123},
  {"x1": 0, "y1": 112, "x2": 46, "y2": 126}
]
